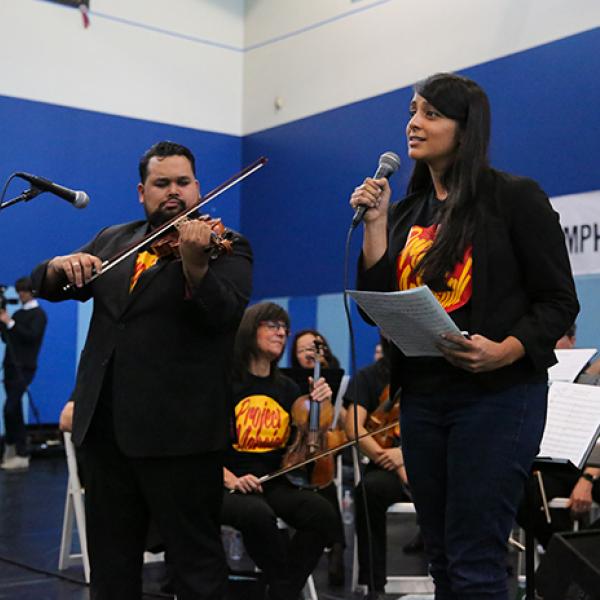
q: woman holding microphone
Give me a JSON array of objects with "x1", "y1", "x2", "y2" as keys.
[{"x1": 349, "y1": 72, "x2": 578, "y2": 599}]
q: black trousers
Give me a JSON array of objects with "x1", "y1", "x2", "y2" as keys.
[
  {"x1": 2, "y1": 365, "x2": 34, "y2": 456},
  {"x1": 355, "y1": 464, "x2": 410, "y2": 591},
  {"x1": 221, "y1": 478, "x2": 338, "y2": 600},
  {"x1": 80, "y1": 397, "x2": 227, "y2": 600},
  {"x1": 318, "y1": 481, "x2": 346, "y2": 547}
]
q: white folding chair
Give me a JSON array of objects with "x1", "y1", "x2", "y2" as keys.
[
  {"x1": 350, "y1": 446, "x2": 434, "y2": 594},
  {"x1": 58, "y1": 432, "x2": 164, "y2": 582},
  {"x1": 58, "y1": 432, "x2": 90, "y2": 581}
]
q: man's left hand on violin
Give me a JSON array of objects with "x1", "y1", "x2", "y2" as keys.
[
  {"x1": 437, "y1": 333, "x2": 525, "y2": 373},
  {"x1": 308, "y1": 376, "x2": 332, "y2": 403}
]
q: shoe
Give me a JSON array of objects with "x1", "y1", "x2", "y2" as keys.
[
  {"x1": 1, "y1": 444, "x2": 16, "y2": 463},
  {"x1": 402, "y1": 529, "x2": 424, "y2": 553},
  {"x1": 327, "y1": 542, "x2": 345, "y2": 586},
  {"x1": 1, "y1": 455, "x2": 30, "y2": 470}
]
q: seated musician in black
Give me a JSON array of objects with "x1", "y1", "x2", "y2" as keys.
[
  {"x1": 221, "y1": 301, "x2": 339, "y2": 600},
  {"x1": 289, "y1": 327, "x2": 347, "y2": 586},
  {"x1": 344, "y1": 338, "x2": 414, "y2": 593}
]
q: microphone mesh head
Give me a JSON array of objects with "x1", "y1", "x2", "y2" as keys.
[
  {"x1": 379, "y1": 151, "x2": 401, "y2": 176},
  {"x1": 74, "y1": 191, "x2": 90, "y2": 209}
]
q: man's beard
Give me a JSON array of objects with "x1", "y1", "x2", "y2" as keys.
[{"x1": 146, "y1": 198, "x2": 186, "y2": 228}]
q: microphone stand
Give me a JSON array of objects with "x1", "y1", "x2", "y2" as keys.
[{"x1": 0, "y1": 187, "x2": 43, "y2": 212}]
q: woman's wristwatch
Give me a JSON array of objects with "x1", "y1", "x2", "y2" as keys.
[{"x1": 580, "y1": 472, "x2": 597, "y2": 484}]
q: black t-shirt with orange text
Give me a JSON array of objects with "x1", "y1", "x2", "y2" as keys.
[{"x1": 224, "y1": 373, "x2": 300, "y2": 478}]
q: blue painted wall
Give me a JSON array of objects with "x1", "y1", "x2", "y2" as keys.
[{"x1": 2, "y1": 27, "x2": 599, "y2": 425}]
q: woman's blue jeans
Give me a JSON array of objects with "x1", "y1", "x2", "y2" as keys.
[{"x1": 401, "y1": 383, "x2": 547, "y2": 600}]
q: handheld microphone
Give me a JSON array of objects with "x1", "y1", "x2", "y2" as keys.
[
  {"x1": 351, "y1": 151, "x2": 400, "y2": 229},
  {"x1": 15, "y1": 172, "x2": 90, "y2": 208}
]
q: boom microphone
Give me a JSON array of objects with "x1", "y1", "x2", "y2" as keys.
[
  {"x1": 15, "y1": 172, "x2": 90, "y2": 208},
  {"x1": 351, "y1": 151, "x2": 400, "y2": 229}
]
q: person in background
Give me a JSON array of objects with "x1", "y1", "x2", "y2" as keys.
[
  {"x1": 350, "y1": 72, "x2": 579, "y2": 598},
  {"x1": 558, "y1": 322, "x2": 600, "y2": 382},
  {"x1": 1, "y1": 276, "x2": 47, "y2": 471},
  {"x1": 290, "y1": 328, "x2": 347, "y2": 585},
  {"x1": 373, "y1": 342, "x2": 384, "y2": 363},
  {"x1": 291, "y1": 329, "x2": 341, "y2": 370},
  {"x1": 221, "y1": 302, "x2": 338, "y2": 600},
  {"x1": 59, "y1": 400, "x2": 74, "y2": 434}
]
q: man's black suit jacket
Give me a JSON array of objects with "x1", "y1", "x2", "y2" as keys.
[{"x1": 32, "y1": 220, "x2": 253, "y2": 457}]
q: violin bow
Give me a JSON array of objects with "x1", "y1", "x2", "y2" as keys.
[
  {"x1": 257, "y1": 421, "x2": 399, "y2": 486},
  {"x1": 63, "y1": 156, "x2": 268, "y2": 291}
]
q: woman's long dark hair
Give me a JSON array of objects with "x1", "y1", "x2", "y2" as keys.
[
  {"x1": 290, "y1": 329, "x2": 340, "y2": 369},
  {"x1": 408, "y1": 73, "x2": 491, "y2": 290},
  {"x1": 232, "y1": 302, "x2": 290, "y2": 383}
]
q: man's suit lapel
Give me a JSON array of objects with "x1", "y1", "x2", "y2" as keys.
[
  {"x1": 110, "y1": 223, "x2": 150, "y2": 317},
  {"x1": 123, "y1": 258, "x2": 171, "y2": 314}
]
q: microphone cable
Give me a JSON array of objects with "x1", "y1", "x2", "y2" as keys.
[{"x1": 342, "y1": 220, "x2": 378, "y2": 595}]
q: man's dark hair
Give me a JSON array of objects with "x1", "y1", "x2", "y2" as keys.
[
  {"x1": 138, "y1": 141, "x2": 196, "y2": 183},
  {"x1": 15, "y1": 276, "x2": 33, "y2": 293}
]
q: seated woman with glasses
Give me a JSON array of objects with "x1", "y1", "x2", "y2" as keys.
[{"x1": 221, "y1": 302, "x2": 339, "y2": 600}]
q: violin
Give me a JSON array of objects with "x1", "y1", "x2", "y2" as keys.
[
  {"x1": 149, "y1": 215, "x2": 235, "y2": 259},
  {"x1": 62, "y1": 157, "x2": 267, "y2": 292},
  {"x1": 282, "y1": 340, "x2": 337, "y2": 489},
  {"x1": 365, "y1": 384, "x2": 400, "y2": 448}
]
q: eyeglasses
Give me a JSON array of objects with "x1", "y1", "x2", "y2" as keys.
[
  {"x1": 296, "y1": 346, "x2": 316, "y2": 354},
  {"x1": 297, "y1": 340, "x2": 329, "y2": 354},
  {"x1": 259, "y1": 320, "x2": 290, "y2": 335}
]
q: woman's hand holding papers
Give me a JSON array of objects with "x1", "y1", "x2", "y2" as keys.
[{"x1": 438, "y1": 334, "x2": 525, "y2": 373}]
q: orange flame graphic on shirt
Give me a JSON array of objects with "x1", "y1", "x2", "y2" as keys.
[{"x1": 396, "y1": 224, "x2": 472, "y2": 313}]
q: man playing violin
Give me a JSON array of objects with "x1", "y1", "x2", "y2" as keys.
[{"x1": 31, "y1": 141, "x2": 253, "y2": 600}]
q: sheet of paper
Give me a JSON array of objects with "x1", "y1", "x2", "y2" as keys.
[
  {"x1": 538, "y1": 382, "x2": 600, "y2": 468},
  {"x1": 347, "y1": 287, "x2": 462, "y2": 357},
  {"x1": 548, "y1": 348, "x2": 598, "y2": 383}
]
